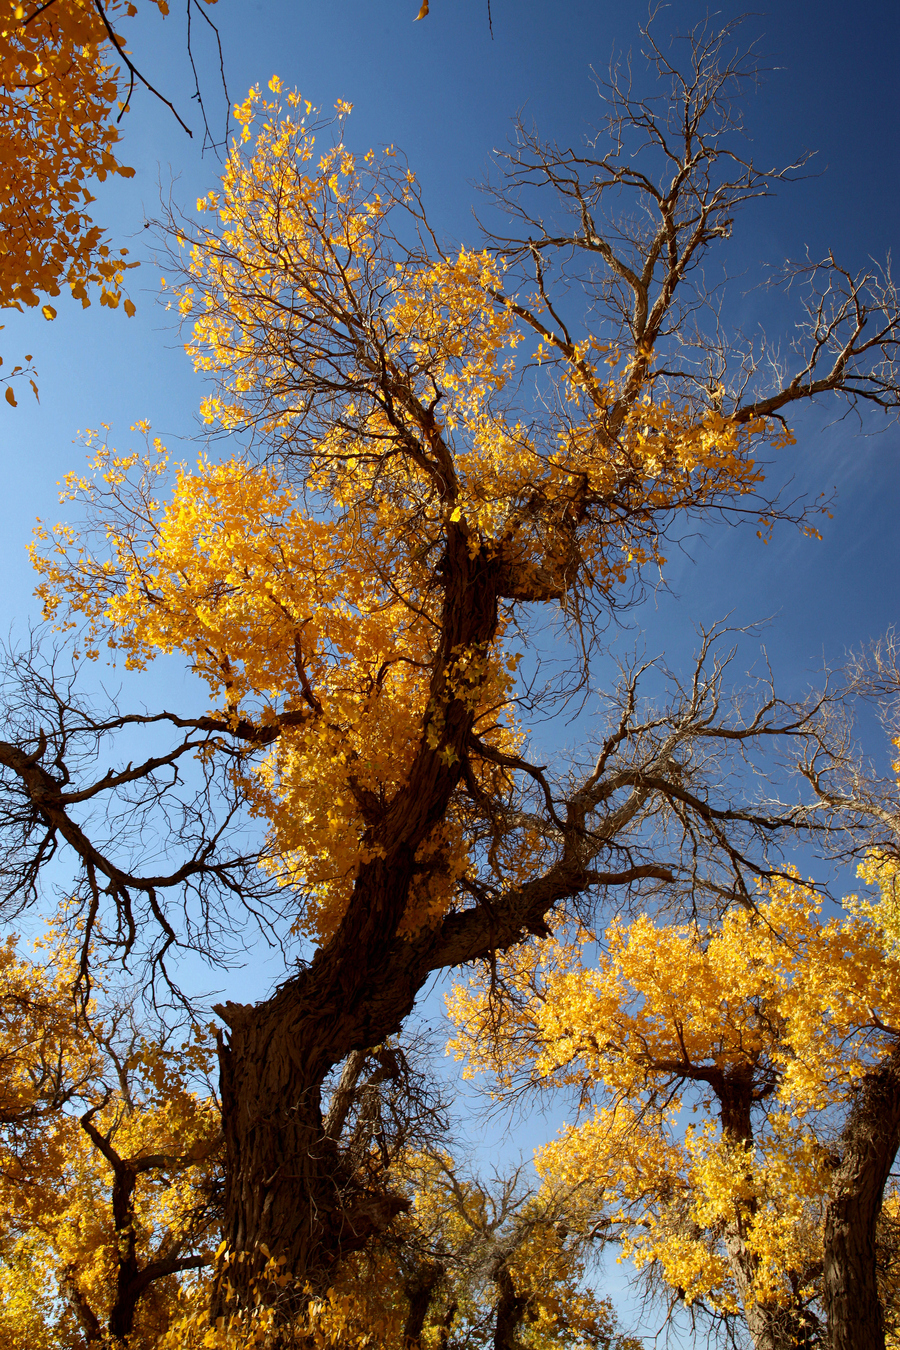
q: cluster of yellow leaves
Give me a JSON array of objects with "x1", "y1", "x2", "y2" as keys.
[
  {"x1": 851, "y1": 739, "x2": 900, "y2": 948},
  {"x1": 183, "y1": 84, "x2": 518, "y2": 430},
  {"x1": 0, "y1": 0, "x2": 146, "y2": 404},
  {"x1": 159, "y1": 1253, "x2": 407, "y2": 1350},
  {"x1": 448, "y1": 874, "x2": 900, "y2": 1314},
  {"x1": 30, "y1": 428, "x2": 533, "y2": 942},
  {"x1": 0, "y1": 918, "x2": 220, "y2": 1349},
  {"x1": 175, "y1": 87, "x2": 786, "y2": 588}
]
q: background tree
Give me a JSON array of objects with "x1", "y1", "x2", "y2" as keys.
[
  {"x1": 0, "y1": 917, "x2": 221, "y2": 1347},
  {"x1": 1, "y1": 17, "x2": 898, "y2": 1339},
  {"x1": 390, "y1": 1149, "x2": 642, "y2": 1349},
  {"x1": 447, "y1": 716, "x2": 900, "y2": 1350}
]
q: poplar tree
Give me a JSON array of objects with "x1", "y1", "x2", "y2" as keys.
[{"x1": 1, "y1": 18, "x2": 898, "y2": 1341}]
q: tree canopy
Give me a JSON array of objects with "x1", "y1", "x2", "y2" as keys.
[{"x1": 0, "y1": 0, "x2": 227, "y2": 404}]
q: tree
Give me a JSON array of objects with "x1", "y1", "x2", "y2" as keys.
[
  {"x1": 447, "y1": 872, "x2": 897, "y2": 1349},
  {"x1": 0, "y1": 917, "x2": 221, "y2": 1347},
  {"x1": 805, "y1": 643, "x2": 900, "y2": 1350},
  {"x1": 390, "y1": 1150, "x2": 642, "y2": 1350},
  {"x1": 160, "y1": 1061, "x2": 642, "y2": 1349},
  {"x1": 447, "y1": 713, "x2": 900, "y2": 1350},
  {"x1": 2, "y1": 16, "x2": 899, "y2": 1339}
]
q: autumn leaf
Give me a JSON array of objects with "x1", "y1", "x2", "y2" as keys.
[{"x1": 1, "y1": 0, "x2": 141, "y2": 399}]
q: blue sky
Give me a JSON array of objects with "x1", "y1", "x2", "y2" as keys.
[{"x1": 2, "y1": 3, "x2": 898, "y2": 1331}]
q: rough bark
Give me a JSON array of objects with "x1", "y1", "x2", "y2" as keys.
[
  {"x1": 402, "y1": 1257, "x2": 445, "y2": 1348},
  {"x1": 212, "y1": 528, "x2": 507, "y2": 1314},
  {"x1": 721, "y1": 1228, "x2": 815, "y2": 1350},
  {"x1": 209, "y1": 527, "x2": 668, "y2": 1321},
  {"x1": 492, "y1": 1261, "x2": 528, "y2": 1350},
  {"x1": 823, "y1": 1040, "x2": 900, "y2": 1350}
]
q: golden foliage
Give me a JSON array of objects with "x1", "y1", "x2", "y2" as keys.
[
  {"x1": 0, "y1": 0, "x2": 172, "y2": 403},
  {"x1": 449, "y1": 873, "x2": 900, "y2": 1318},
  {"x1": 172, "y1": 85, "x2": 783, "y2": 572},
  {"x1": 29, "y1": 89, "x2": 798, "y2": 949},
  {"x1": 31, "y1": 425, "x2": 530, "y2": 943},
  {"x1": 0, "y1": 919, "x2": 220, "y2": 1347}
]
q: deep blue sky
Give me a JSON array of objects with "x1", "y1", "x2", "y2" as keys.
[{"x1": 2, "y1": 0, "x2": 898, "y2": 1019}]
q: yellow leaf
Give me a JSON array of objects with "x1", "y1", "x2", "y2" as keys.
[
  {"x1": 42, "y1": 305, "x2": 57, "y2": 321},
  {"x1": 4, "y1": 387, "x2": 16, "y2": 407},
  {"x1": 415, "y1": 0, "x2": 429, "y2": 17},
  {"x1": 124, "y1": 298, "x2": 136, "y2": 318}
]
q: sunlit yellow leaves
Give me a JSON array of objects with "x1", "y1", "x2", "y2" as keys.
[
  {"x1": 450, "y1": 874, "x2": 900, "y2": 1315},
  {"x1": 1, "y1": 0, "x2": 141, "y2": 403},
  {"x1": 28, "y1": 78, "x2": 808, "y2": 1100},
  {"x1": 386, "y1": 1149, "x2": 641, "y2": 1350},
  {"x1": 0, "y1": 919, "x2": 219, "y2": 1349},
  {"x1": 31, "y1": 427, "x2": 526, "y2": 943},
  {"x1": 167, "y1": 85, "x2": 781, "y2": 611}
]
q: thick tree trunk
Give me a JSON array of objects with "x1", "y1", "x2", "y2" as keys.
[
  {"x1": 402, "y1": 1257, "x2": 445, "y2": 1348},
  {"x1": 209, "y1": 530, "x2": 669, "y2": 1329},
  {"x1": 213, "y1": 855, "x2": 422, "y2": 1317},
  {"x1": 212, "y1": 531, "x2": 506, "y2": 1320},
  {"x1": 822, "y1": 1040, "x2": 900, "y2": 1350},
  {"x1": 492, "y1": 1261, "x2": 528, "y2": 1350},
  {"x1": 722, "y1": 1228, "x2": 814, "y2": 1350}
]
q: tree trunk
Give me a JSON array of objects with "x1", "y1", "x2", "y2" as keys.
[
  {"x1": 207, "y1": 522, "x2": 583, "y2": 1320},
  {"x1": 209, "y1": 531, "x2": 667, "y2": 1329},
  {"x1": 722, "y1": 1228, "x2": 815, "y2": 1350},
  {"x1": 493, "y1": 1261, "x2": 528, "y2": 1350},
  {"x1": 402, "y1": 1257, "x2": 445, "y2": 1348},
  {"x1": 823, "y1": 1040, "x2": 900, "y2": 1350},
  {"x1": 213, "y1": 856, "x2": 422, "y2": 1317},
  {"x1": 212, "y1": 531, "x2": 507, "y2": 1320}
]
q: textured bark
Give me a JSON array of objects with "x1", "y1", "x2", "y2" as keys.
[
  {"x1": 213, "y1": 530, "x2": 507, "y2": 1315},
  {"x1": 492, "y1": 1262, "x2": 528, "y2": 1350},
  {"x1": 822, "y1": 1041, "x2": 900, "y2": 1350},
  {"x1": 402, "y1": 1257, "x2": 445, "y2": 1348},
  {"x1": 721, "y1": 1229, "x2": 814, "y2": 1350},
  {"x1": 209, "y1": 530, "x2": 682, "y2": 1326},
  {"x1": 213, "y1": 857, "x2": 421, "y2": 1316}
]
